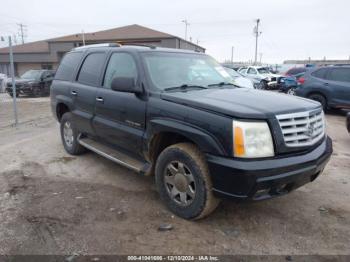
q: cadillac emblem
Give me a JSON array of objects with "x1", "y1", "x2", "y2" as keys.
[{"x1": 306, "y1": 123, "x2": 315, "y2": 137}]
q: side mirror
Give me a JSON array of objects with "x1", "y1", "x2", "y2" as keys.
[{"x1": 111, "y1": 77, "x2": 140, "y2": 94}]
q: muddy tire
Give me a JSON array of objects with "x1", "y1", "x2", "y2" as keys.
[
  {"x1": 60, "y1": 112, "x2": 87, "y2": 155},
  {"x1": 155, "y1": 143, "x2": 220, "y2": 220}
]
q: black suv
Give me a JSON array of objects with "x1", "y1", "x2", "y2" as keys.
[
  {"x1": 6, "y1": 69, "x2": 55, "y2": 97},
  {"x1": 295, "y1": 66, "x2": 350, "y2": 110},
  {"x1": 51, "y1": 44, "x2": 332, "y2": 220}
]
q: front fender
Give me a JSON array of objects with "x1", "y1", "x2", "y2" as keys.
[{"x1": 147, "y1": 118, "x2": 226, "y2": 156}]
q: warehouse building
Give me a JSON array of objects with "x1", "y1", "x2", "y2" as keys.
[{"x1": 0, "y1": 24, "x2": 205, "y2": 76}]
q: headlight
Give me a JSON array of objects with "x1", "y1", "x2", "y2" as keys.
[{"x1": 233, "y1": 120, "x2": 274, "y2": 158}]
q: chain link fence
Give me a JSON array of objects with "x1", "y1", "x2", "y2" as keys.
[{"x1": 0, "y1": 80, "x2": 53, "y2": 129}]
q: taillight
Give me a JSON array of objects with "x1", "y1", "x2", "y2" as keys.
[{"x1": 298, "y1": 77, "x2": 305, "y2": 85}]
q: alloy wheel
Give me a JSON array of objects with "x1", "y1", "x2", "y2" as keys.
[
  {"x1": 63, "y1": 121, "x2": 74, "y2": 147},
  {"x1": 164, "y1": 161, "x2": 196, "y2": 206}
]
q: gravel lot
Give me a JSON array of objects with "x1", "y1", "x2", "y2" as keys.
[{"x1": 0, "y1": 93, "x2": 349, "y2": 255}]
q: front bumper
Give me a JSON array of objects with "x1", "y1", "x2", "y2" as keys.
[
  {"x1": 206, "y1": 136, "x2": 332, "y2": 200},
  {"x1": 6, "y1": 86, "x2": 33, "y2": 95}
]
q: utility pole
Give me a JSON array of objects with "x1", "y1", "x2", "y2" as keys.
[
  {"x1": 17, "y1": 23, "x2": 27, "y2": 44},
  {"x1": 182, "y1": 19, "x2": 190, "y2": 41},
  {"x1": 82, "y1": 30, "x2": 86, "y2": 46},
  {"x1": 1, "y1": 36, "x2": 18, "y2": 126},
  {"x1": 254, "y1": 19, "x2": 261, "y2": 65},
  {"x1": 231, "y1": 46, "x2": 234, "y2": 64}
]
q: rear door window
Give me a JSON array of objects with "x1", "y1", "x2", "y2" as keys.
[
  {"x1": 311, "y1": 68, "x2": 328, "y2": 79},
  {"x1": 77, "y1": 52, "x2": 106, "y2": 86},
  {"x1": 327, "y1": 68, "x2": 350, "y2": 83},
  {"x1": 55, "y1": 52, "x2": 82, "y2": 81}
]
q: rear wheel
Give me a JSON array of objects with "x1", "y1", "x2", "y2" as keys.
[
  {"x1": 287, "y1": 87, "x2": 296, "y2": 95},
  {"x1": 60, "y1": 112, "x2": 87, "y2": 155},
  {"x1": 308, "y1": 93, "x2": 327, "y2": 111},
  {"x1": 258, "y1": 80, "x2": 267, "y2": 90},
  {"x1": 155, "y1": 143, "x2": 220, "y2": 220},
  {"x1": 32, "y1": 87, "x2": 41, "y2": 97}
]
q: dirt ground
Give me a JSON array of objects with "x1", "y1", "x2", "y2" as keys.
[{"x1": 0, "y1": 93, "x2": 349, "y2": 255}]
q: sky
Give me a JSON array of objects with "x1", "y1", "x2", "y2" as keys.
[{"x1": 0, "y1": 0, "x2": 349, "y2": 64}]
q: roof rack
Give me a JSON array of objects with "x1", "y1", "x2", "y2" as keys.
[
  {"x1": 74, "y1": 43, "x2": 121, "y2": 50},
  {"x1": 123, "y1": 43, "x2": 157, "y2": 49}
]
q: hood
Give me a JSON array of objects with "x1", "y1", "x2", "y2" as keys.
[
  {"x1": 233, "y1": 77, "x2": 254, "y2": 89},
  {"x1": 7, "y1": 78, "x2": 35, "y2": 84},
  {"x1": 161, "y1": 88, "x2": 321, "y2": 119},
  {"x1": 16, "y1": 78, "x2": 36, "y2": 83},
  {"x1": 261, "y1": 73, "x2": 281, "y2": 78}
]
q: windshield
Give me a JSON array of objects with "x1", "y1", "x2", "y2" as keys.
[
  {"x1": 257, "y1": 68, "x2": 271, "y2": 74},
  {"x1": 142, "y1": 52, "x2": 234, "y2": 90},
  {"x1": 21, "y1": 70, "x2": 42, "y2": 80}
]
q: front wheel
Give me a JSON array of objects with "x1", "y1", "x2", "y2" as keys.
[
  {"x1": 308, "y1": 93, "x2": 327, "y2": 111},
  {"x1": 60, "y1": 112, "x2": 87, "y2": 155},
  {"x1": 155, "y1": 143, "x2": 220, "y2": 220},
  {"x1": 258, "y1": 80, "x2": 267, "y2": 90},
  {"x1": 7, "y1": 92, "x2": 19, "y2": 98}
]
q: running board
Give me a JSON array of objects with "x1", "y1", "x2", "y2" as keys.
[{"x1": 78, "y1": 137, "x2": 150, "y2": 175}]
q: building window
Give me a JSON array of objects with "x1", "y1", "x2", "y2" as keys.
[{"x1": 41, "y1": 63, "x2": 53, "y2": 70}]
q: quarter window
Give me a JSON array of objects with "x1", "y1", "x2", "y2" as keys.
[
  {"x1": 311, "y1": 68, "x2": 328, "y2": 79},
  {"x1": 55, "y1": 52, "x2": 82, "y2": 81},
  {"x1": 77, "y1": 53, "x2": 106, "y2": 86},
  {"x1": 327, "y1": 68, "x2": 350, "y2": 83},
  {"x1": 103, "y1": 53, "x2": 138, "y2": 89}
]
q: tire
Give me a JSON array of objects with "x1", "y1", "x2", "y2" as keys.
[
  {"x1": 258, "y1": 80, "x2": 267, "y2": 90},
  {"x1": 8, "y1": 92, "x2": 19, "y2": 98},
  {"x1": 155, "y1": 143, "x2": 220, "y2": 220},
  {"x1": 287, "y1": 87, "x2": 296, "y2": 95},
  {"x1": 308, "y1": 93, "x2": 327, "y2": 111},
  {"x1": 60, "y1": 112, "x2": 87, "y2": 155},
  {"x1": 32, "y1": 87, "x2": 41, "y2": 97}
]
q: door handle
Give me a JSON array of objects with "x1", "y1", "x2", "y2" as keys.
[
  {"x1": 96, "y1": 97, "x2": 104, "y2": 102},
  {"x1": 324, "y1": 83, "x2": 329, "y2": 86},
  {"x1": 71, "y1": 91, "x2": 77, "y2": 96}
]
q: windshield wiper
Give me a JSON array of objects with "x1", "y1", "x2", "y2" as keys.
[
  {"x1": 164, "y1": 84, "x2": 208, "y2": 92},
  {"x1": 208, "y1": 82, "x2": 235, "y2": 87}
]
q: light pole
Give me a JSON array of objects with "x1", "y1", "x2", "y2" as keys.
[
  {"x1": 231, "y1": 46, "x2": 234, "y2": 64},
  {"x1": 182, "y1": 19, "x2": 190, "y2": 41},
  {"x1": 254, "y1": 19, "x2": 261, "y2": 65},
  {"x1": 1, "y1": 36, "x2": 18, "y2": 126}
]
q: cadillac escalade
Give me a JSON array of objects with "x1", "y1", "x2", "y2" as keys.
[{"x1": 50, "y1": 44, "x2": 332, "y2": 220}]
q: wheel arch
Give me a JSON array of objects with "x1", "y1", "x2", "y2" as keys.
[
  {"x1": 56, "y1": 102, "x2": 71, "y2": 122},
  {"x1": 146, "y1": 119, "x2": 225, "y2": 164}
]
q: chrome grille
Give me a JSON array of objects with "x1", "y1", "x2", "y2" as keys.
[{"x1": 276, "y1": 109, "x2": 325, "y2": 147}]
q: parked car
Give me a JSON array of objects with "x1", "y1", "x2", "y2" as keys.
[
  {"x1": 239, "y1": 66, "x2": 283, "y2": 90},
  {"x1": 51, "y1": 44, "x2": 332, "y2": 220},
  {"x1": 295, "y1": 66, "x2": 350, "y2": 110},
  {"x1": 0, "y1": 73, "x2": 8, "y2": 93},
  {"x1": 347, "y1": 112, "x2": 350, "y2": 134},
  {"x1": 279, "y1": 72, "x2": 306, "y2": 94},
  {"x1": 223, "y1": 67, "x2": 254, "y2": 88},
  {"x1": 6, "y1": 69, "x2": 55, "y2": 97},
  {"x1": 284, "y1": 67, "x2": 308, "y2": 77}
]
